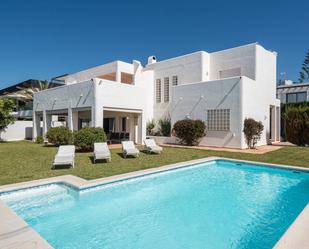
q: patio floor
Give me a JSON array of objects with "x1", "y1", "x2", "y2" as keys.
[{"x1": 161, "y1": 143, "x2": 283, "y2": 154}]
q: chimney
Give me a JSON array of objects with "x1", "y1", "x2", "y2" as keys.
[
  {"x1": 147, "y1": 56, "x2": 157, "y2": 65},
  {"x1": 284, "y1": 80, "x2": 293, "y2": 86}
]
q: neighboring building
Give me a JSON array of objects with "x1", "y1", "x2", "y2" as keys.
[
  {"x1": 33, "y1": 43, "x2": 280, "y2": 149},
  {"x1": 277, "y1": 80, "x2": 309, "y2": 104},
  {"x1": 0, "y1": 79, "x2": 62, "y2": 141}
]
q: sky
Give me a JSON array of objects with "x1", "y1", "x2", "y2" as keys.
[{"x1": 0, "y1": 0, "x2": 308, "y2": 89}]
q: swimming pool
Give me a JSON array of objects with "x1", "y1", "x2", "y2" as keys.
[{"x1": 1, "y1": 159, "x2": 309, "y2": 249}]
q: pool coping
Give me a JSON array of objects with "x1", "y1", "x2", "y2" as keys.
[{"x1": 0, "y1": 156, "x2": 308, "y2": 249}]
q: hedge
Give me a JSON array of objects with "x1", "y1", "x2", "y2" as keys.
[
  {"x1": 45, "y1": 127, "x2": 73, "y2": 146},
  {"x1": 74, "y1": 127, "x2": 106, "y2": 151},
  {"x1": 283, "y1": 105, "x2": 309, "y2": 146}
]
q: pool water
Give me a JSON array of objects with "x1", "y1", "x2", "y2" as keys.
[{"x1": 1, "y1": 160, "x2": 309, "y2": 249}]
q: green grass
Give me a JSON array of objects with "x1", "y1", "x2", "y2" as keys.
[{"x1": 0, "y1": 140, "x2": 309, "y2": 185}]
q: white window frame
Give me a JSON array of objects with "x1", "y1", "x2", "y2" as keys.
[
  {"x1": 172, "y1": 75, "x2": 178, "y2": 86},
  {"x1": 164, "y1": 77, "x2": 170, "y2": 102},
  {"x1": 156, "y1": 79, "x2": 162, "y2": 103}
]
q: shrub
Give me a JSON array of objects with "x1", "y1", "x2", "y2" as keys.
[
  {"x1": 35, "y1": 136, "x2": 44, "y2": 144},
  {"x1": 283, "y1": 105, "x2": 309, "y2": 146},
  {"x1": 146, "y1": 119, "x2": 156, "y2": 135},
  {"x1": 243, "y1": 118, "x2": 264, "y2": 149},
  {"x1": 46, "y1": 127, "x2": 73, "y2": 146},
  {"x1": 74, "y1": 127, "x2": 106, "y2": 151},
  {"x1": 173, "y1": 119, "x2": 206, "y2": 145},
  {"x1": 158, "y1": 117, "x2": 171, "y2": 136}
]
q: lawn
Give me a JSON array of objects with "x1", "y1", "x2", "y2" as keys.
[{"x1": 0, "y1": 140, "x2": 309, "y2": 185}]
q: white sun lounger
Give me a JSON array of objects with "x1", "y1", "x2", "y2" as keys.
[
  {"x1": 144, "y1": 139, "x2": 163, "y2": 154},
  {"x1": 122, "y1": 141, "x2": 139, "y2": 158},
  {"x1": 94, "y1": 142, "x2": 111, "y2": 163},
  {"x1": 53, "y1": 145, "x2": 75, "y2": 169}
]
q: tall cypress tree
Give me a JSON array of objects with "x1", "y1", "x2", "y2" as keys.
[{"x1": 299, "y1": 50, "x2": 309, "y2": 82}]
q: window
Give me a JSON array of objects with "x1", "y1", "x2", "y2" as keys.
[
  {"x1": 103, "y1": 118, "x2": 115, "y2": 134},
  {"x1": 207, "y1": 109, "x2": 230, "y2": 131},
  {"x1": 156, "y1": 79, "x2": 161, "y2": 103},
  {"x1": 164, "y1": 77, "x2": 170, "y2": 102},
  {"x1": 121, "y1": 117, "x2": 127, "y2": 132},
  {"x1": 286, "y1": 92, "x2": 307, "y2": 103},
  {"x1": 79, "y1": 119, "x2": 90, "y2": 129},
  {"x1": 172, "y1": 75, "x2": 178, "y2": 86}
]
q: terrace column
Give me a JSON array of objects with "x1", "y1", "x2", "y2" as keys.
[
  {"x1": 33, "y1": 112, "x2": 41, "y2": 140},
  {"x1": 271, "y1": 106, "x2": 277, "y2": 142},
  {"x1": 276, "y1": 106, "x2": 280, "y2": 142},
  {"x1": 91, "y1": 79, "x2": 104, "y2": 128},
  {"x1": 136, "y1": 113, "x2": 144, "y2": 144},
  {"x1": 42, "y1": 110, "x2": 51, "y2": 138},
  {"x1": 72, "y1": 111, "x2": 79, "y2": 131},
  {"x1": 134, "y1": 116, "x2": 138, "y2": 144},
  {"x1": 67, "y1": 107, "x2": 73, "y2": 131},
  {"x1": 91, "y1": 107, "x2": 103, "y2": 128}
]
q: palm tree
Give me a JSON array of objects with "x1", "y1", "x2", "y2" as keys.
[{"x1": 4, "y1": 80, "x2": 50, "y2": 101}]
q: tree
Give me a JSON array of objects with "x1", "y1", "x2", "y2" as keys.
[
  {"x1": 283, "y1": 105, "x2": 309, "y2": 146},
  {"x1": 243, "y1": 118, "x2": 264, "y2": 149},
  {"x1": 299, "y1": 50, "x2": 309, "y2": 83},
  {"x1": 0, "y1": 98, "x2": 16, "y2": 133}
]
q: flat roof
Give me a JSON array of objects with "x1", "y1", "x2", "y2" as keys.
[
  {"x1": 277, "y1": 82, "x2": 309, "y2": 89},
  {"x1": 0, "y1": 79, "x2": 63, "y2": 96}
]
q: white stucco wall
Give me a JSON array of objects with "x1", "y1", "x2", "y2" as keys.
[
  {"x1": 147, "y1": 51, "x2": 210, "y2": 86},
  {"x1": 95, "y1": 79, "x2": 148, "y2": 143},
  {"x1": 33, "y1": 78, "x2": 149, "y2": 143},
  {"x1": 34, "y1": 80, "x2": 94, "y2": 112},
  {"x1": 64, "y1": 61, "x2": 134, "y2": 84},
  {"x1": 147, "y1": 51, "x2": 210, "y2": 121},
  {"x1": 241, "y1": 45, "x2": 278, "y2": 147},
  {"x1": 209, "y1": 43, "x2": 256, "y2": 81},
  {"x1": 152, "y1": 43, "x2": 279, "y2": 148},
  {"x1": 171, "y1": 77, "x2": 243, "y2": 148},
  {"x1": 0, "y1": 121, "x2": 34, "y2": 141},
  {"x1": 134, "y1": 66, "x2": 154, "y2": 122},
  {"x1": 95, "y1": 80, "x2": 146, "y2": 111}
]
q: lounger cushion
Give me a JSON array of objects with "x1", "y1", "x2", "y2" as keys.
[
  {"x1": 94, "y1": 142, "x2": 111, "y2": 160},
  {"x1": 53, "y1": 155, "x2": 74, "y2": 165},
  {"x1": 124, "y1": 148, "x2": 139, "y2": 155},
  {"x1": 95, "y1": 152, "x2": 111, "y2": 158},
  {"x1": 150, "y1": 146, "x2": 163, "y2": 152}
]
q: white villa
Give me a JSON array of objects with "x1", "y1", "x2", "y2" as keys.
[
  {"x1": 277, "y1": 80, "x2": 309, "y2": 104},
  {"x1": 33, "y1": 43, "x2": 280, "y2": 149}
]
